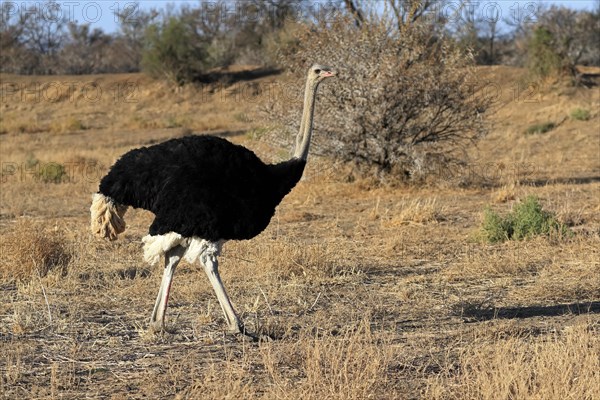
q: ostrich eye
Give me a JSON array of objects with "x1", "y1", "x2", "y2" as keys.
[{"x1": 314, "y1": 69, "x2": 321, "y2": 74}]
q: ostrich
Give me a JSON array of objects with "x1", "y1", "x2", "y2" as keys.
[{"x1": 90, "y1": 65, "x2": 337, "y2": 339}]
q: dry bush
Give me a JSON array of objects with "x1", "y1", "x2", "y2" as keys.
[
  {"x1": 267, "y1": 16, "x2": 490, "y2": 183},
  {"x1": 0, "y1": 220, "x2": 71, "y2": 281},
  {"x1": 425, "y1": 322, "x2": 600, "y2": 399}
]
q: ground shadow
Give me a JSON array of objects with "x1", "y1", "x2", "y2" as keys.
[
  {"x1": 196, "y1": 67, "x2": 281, "y2": 85},
  {"x1": 578, "y1": 72, "x2": 600, "y2": 87},
  {"x1": 521, "y1": 176, "x2": 600, "y2": 187},
  {"x1": 459, "y1": 301, "x2": 600, "y2": 322}
]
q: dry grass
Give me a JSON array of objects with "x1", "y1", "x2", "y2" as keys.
[
  {"x1": 0, "y1": 219, "x2": 72, "y2": 281},
  {"x1": 226, "y1": 238, "x2": 356, "y2": 281},
  {"x1": 49, "y1": 116, "x2": 86, "y2": 134},
  {"x1": 425, "y1": 321, "x2": 600, "y2": 399},
  {"x1": 381, "y1": 197, "x2": 444, "y2": 226},
  {"x1": 182, "y1": 319, "x2": 395, "y2": 399},
  {"x1": 0, "y1": 66, "x2": 599, "y2": 399},
  {"x1": 491, "y1": 183, "x2": 518, "y2": 203}
]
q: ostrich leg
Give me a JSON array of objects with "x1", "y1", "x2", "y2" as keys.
[
  {"x1": 201, "y1": 252, "x2": 257, "y2": 340},
  {"x1": 150, "y1": 245, "x2": 186, "y2": 331}
]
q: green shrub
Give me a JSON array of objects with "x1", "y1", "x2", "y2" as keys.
[
  {"x1": 26, "y1": 155, "x2": 68, "y2": 183},
  {"x1": 141, "y1": 17, "x2": 208, "y2": 85},
  {"x1": 481, "y1": 207, "x2": 512, "y2": 243},
  {"x1": 37, "y1": 162, "x2": 68, "y2": 183},
  {"x1": 570, "y1": 108, "x2": 590, "y2": 121},
  {"x1": 25, "y1": 153, "x2": 39, "y2": 169},
  {"x1": 527, "y1": 26, "x2": 561, "y2": 80},
  {"x1": 524, "y1": 122, "x2": 555, "y2": 135},
  {"x1": 511, "y1": 196, "x2": 570, "y2": 240},
  {"x1": 480, "y1": 196, "x2": 571, "y2": 243}
]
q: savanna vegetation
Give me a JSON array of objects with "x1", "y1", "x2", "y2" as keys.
[{"x1": 1, "y1": 0, "x2": 599, "y2": 398}]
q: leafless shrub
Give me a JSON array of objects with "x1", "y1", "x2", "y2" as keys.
[
  {"x1": 0, "y1": 220, "x2": 71, "y2": 281},
  {"x1": 267, "y1": 16, "x2": 490, "y2": 184}
]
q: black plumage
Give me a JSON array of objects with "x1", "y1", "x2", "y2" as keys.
[
  {"x1": 92, "y1": 64, "x2": 337, "y2": 338},
  {"x1": 99, "y1": 135, "x2": 306, "y2": 241}
]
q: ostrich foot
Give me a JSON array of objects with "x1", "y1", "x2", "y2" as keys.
[{"x1": 229, "y1": 323, "x2": 272, "y2": 342}]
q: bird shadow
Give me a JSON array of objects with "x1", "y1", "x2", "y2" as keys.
[{"x1": 457, "y1": 301, "x2": 600, "y2": 322}]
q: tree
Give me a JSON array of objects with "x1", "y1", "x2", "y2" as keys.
[
  {"x1": 527, "y1": 26, "x2": 561, "y2": 79},
  {"x1": 60, "y1": 23, "x2": 112, "y2": 74},
  {"x1": 0, "y1": 3, "x2": 34, "y2": 73},
  {"x1": 141, "y1": 16, "x2": 209, "y2": 85},
  {"x1": 526, "y1": 5, "x2": 600, "y2": 80},
  {"x1": 113, "y1": 3, "x2": 158, "y2": 72},
  {"x1": 479, "y1": 4, "x2": 502, "y2": 64},
  {"x1": 180, "y1": 0, "x2": 311, "y2": 66},
  {"x1": 342, "y1": 0, "x2": 437, "y2": 29},
  {"x1": 0, "y1": 0, "x2": 67, "y2": 74}
]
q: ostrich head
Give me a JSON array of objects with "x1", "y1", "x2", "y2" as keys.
[
  {"x1": 293, "y1": 64, "x2": 337, "y2": 160},
  {"x1": 308, "y1": 64, "x2": 337, "y2": 85}
]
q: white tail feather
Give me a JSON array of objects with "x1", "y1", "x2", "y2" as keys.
[{"x1": 90, "y1": 193, "x2": 128, "y2": 241}]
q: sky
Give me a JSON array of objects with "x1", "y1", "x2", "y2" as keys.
[{"x1": 2, "y1": 0, "x2": 597, "y2": 33}]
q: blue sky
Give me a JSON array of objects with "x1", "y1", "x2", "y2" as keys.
[{"x1": 3, "y1": 1, "x2": 597, "y2": 33}]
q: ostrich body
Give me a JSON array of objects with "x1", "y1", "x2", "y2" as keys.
[{"x1": 91, "y1": 65, "x2": 337, "y2": 338}]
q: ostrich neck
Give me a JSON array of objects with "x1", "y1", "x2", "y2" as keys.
[{"x1": 293, "y1": 79, "x2": 319, "y2": 160}]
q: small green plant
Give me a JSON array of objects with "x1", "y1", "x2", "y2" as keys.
[
  {"x1": 570, "y1": 108, "x2": 590, "y2": 121},
  {"x1": 164, "y1": 115, "x2": 184, "y2": 129},
  {"x1": 481, "y1": 207, "x2": 512, "y2": 243},
  {"x1": 525, "y1": 122, "x2": 555, "y2": 135},
  {"x1": 27, "y1": 157, "x2": 68, "y2": 183},
  {"x1": 246, "y1": 127, "x2": 269, "y2": 140},
  {"x1": 480, "y1": 196, "x2": 571, "y2": 243},
  {"x1": 233, "y1": 113, "x2": 251, "y2": 123},
  {"x1": 25, "y1": 153, "x2": 39, "y2": 169},
  {"x1": 37, "y1": 162, "x2": 68, "y2": 183}
]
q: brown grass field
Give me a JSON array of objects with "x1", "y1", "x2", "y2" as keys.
[{"x1": 1, "y1": 66, "x2": 599, "y2": 399}]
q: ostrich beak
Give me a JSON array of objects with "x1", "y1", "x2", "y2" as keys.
[{"x1": 322, "y1": 69, "x2": 338, "y2": 78}]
